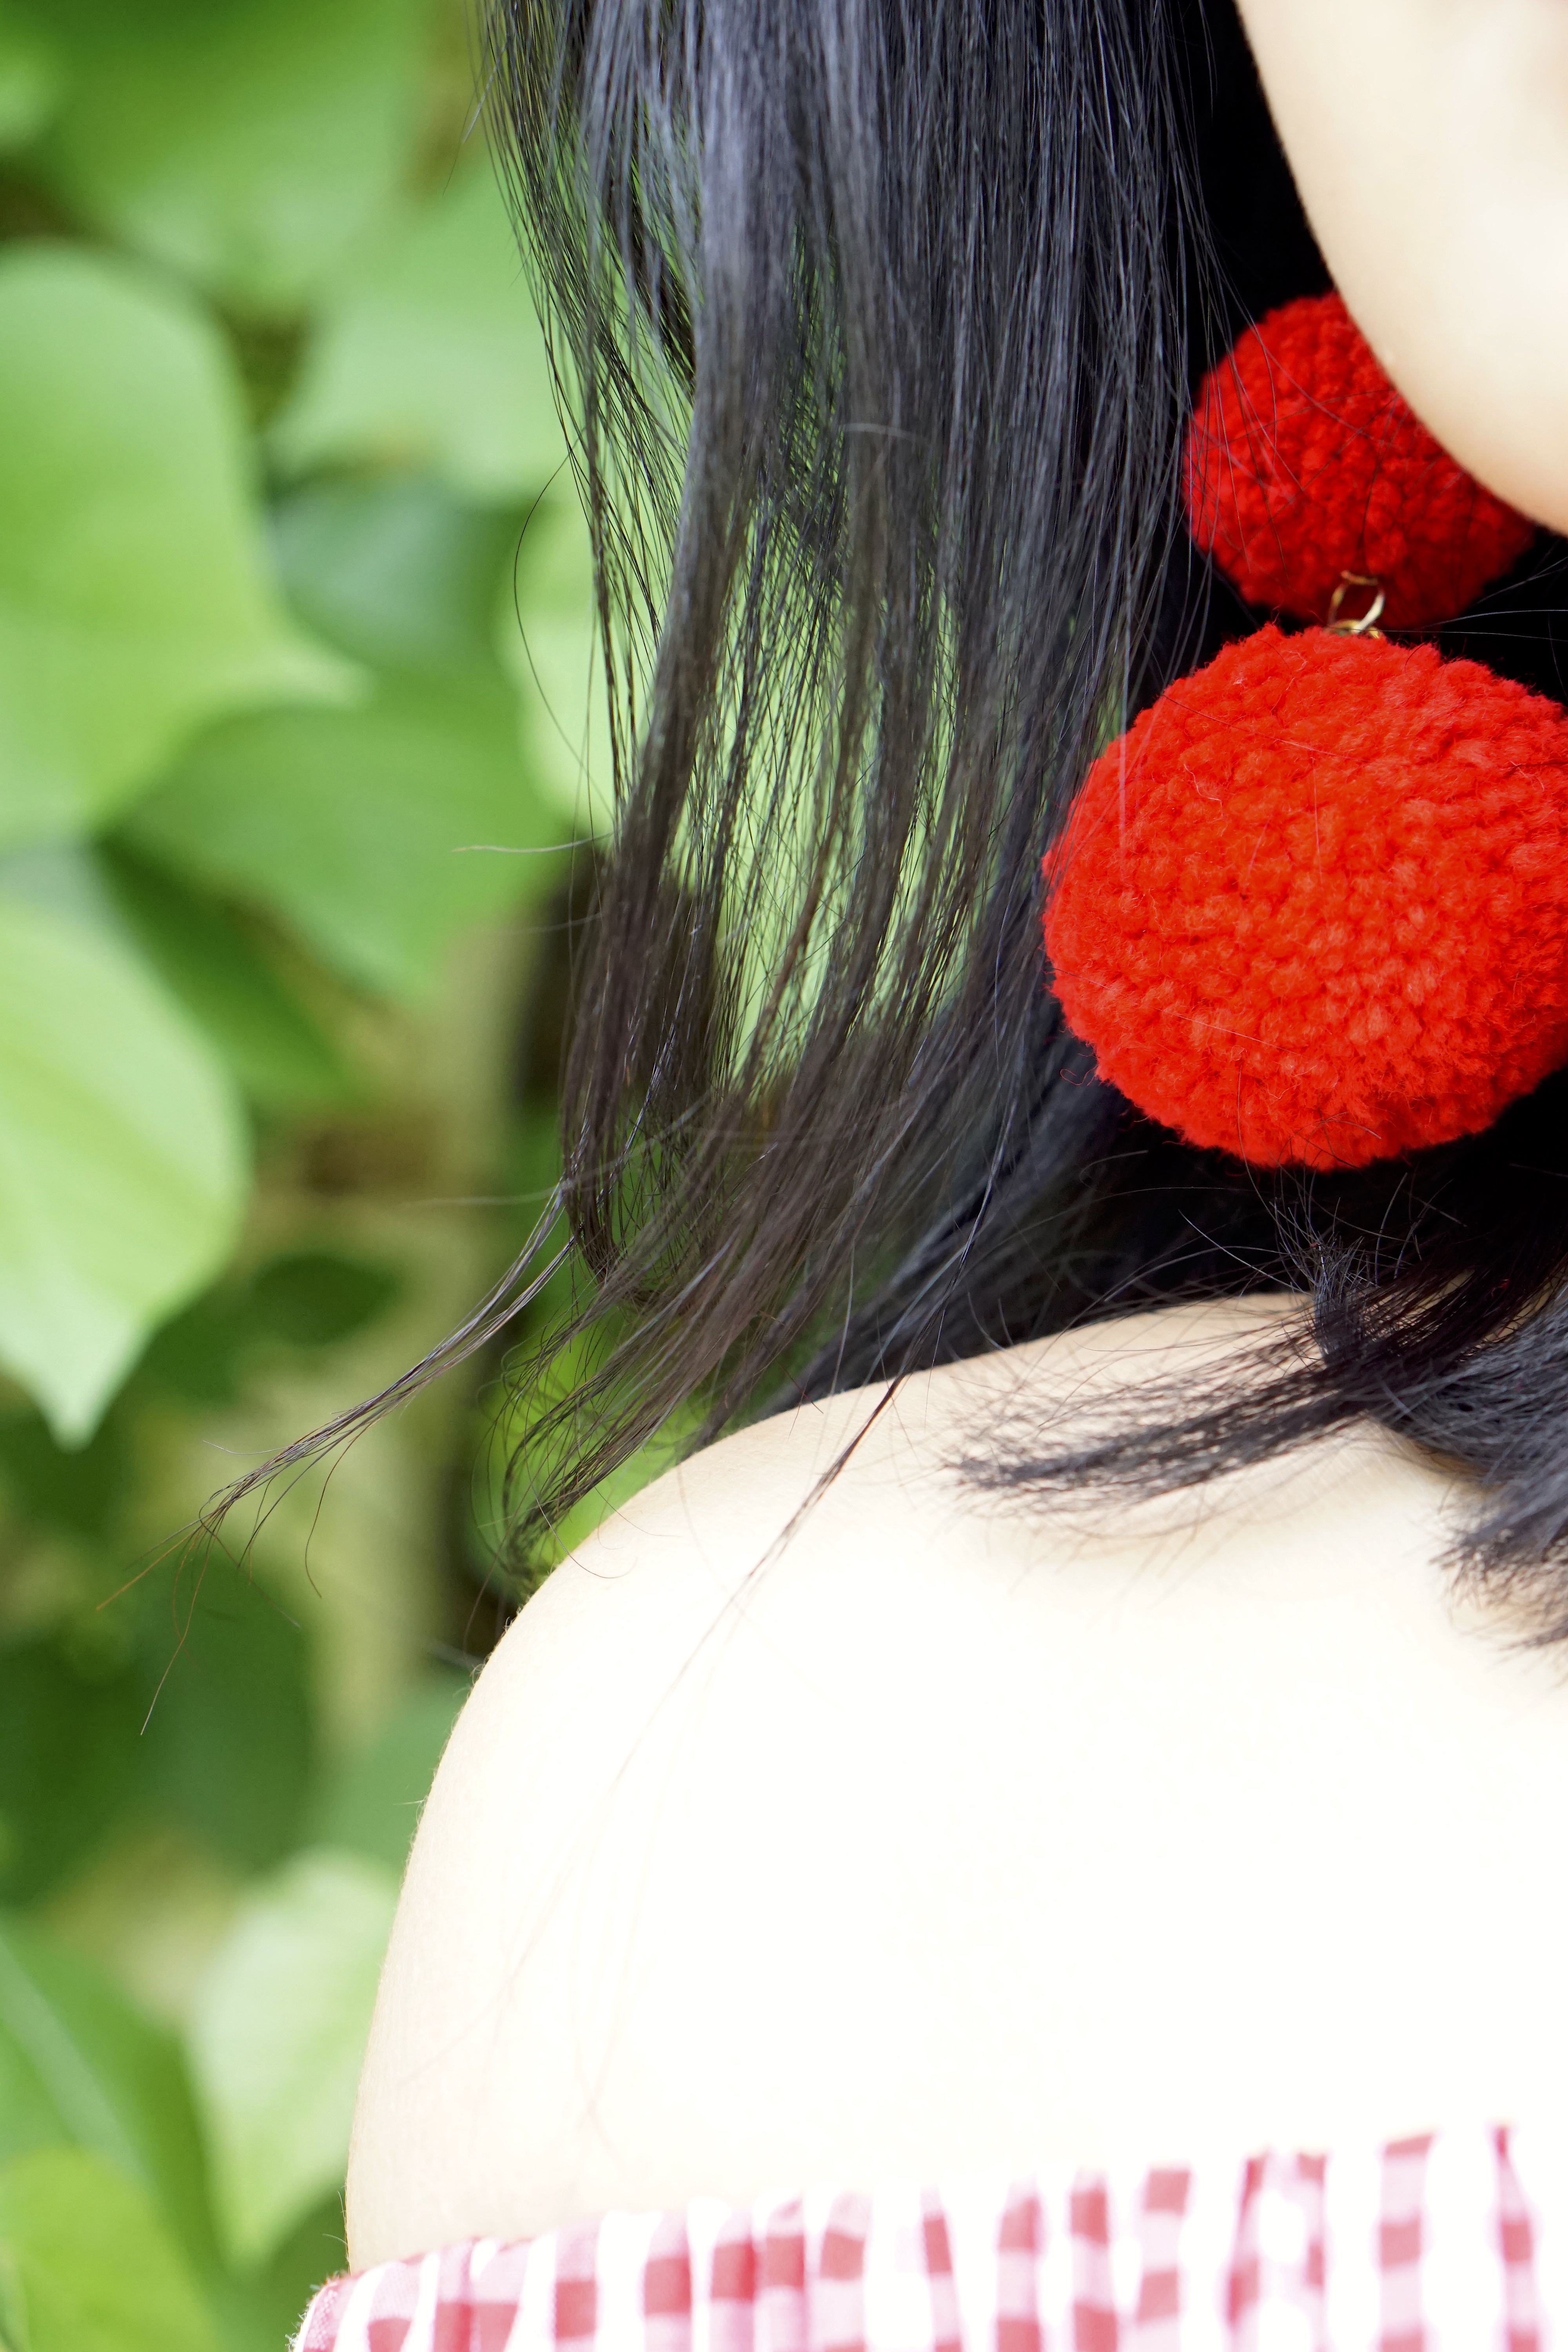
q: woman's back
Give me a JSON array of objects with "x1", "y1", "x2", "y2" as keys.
[{"x1": 346, "y1": 1302, "x2": 1568, "y2": 2270}]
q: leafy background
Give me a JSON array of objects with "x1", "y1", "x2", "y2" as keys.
[{"x1": 0, "y1": 0, "x2": 604, "y2": 2341}]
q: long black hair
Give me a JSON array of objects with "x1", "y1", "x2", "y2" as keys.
[{"x1": 228, "y1": 0, "x2": 1568, "y2": 1638}]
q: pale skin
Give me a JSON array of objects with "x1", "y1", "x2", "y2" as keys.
[
  {"x1": 349, "y1": 10, "x2": 1568, "y2": 2268},
  {"x1": 1232, "y1": 0, "x2": 1568, "y2": 533}
]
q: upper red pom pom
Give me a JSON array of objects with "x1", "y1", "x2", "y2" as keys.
[
  {"x1": 1185, "y1": 294, "x2": 1534, "y2": 630},
  {"x1": 1044, "y1": 627, "x2": 1568, "y2": 1169}
]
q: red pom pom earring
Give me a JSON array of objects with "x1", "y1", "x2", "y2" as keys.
[
  {"x1": 1184, "y1": 293, "x2": 1534, "y2": 630},
  {"x1": 1043, "y1": 292, "x2": 1568, "y2": 1171}
]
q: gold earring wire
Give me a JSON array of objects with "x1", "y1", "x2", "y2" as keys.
[{"x1": 1326, "y1": 571, "x2": 1386, "y2": 637}]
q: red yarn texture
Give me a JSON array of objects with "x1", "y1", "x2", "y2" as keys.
[
  {"x1": 1185, "y1": 294, "x2": 1533, "y2": 629},
  {"x1": 1044, "y1": 627, "x2": 1568, "y2": 1169}
]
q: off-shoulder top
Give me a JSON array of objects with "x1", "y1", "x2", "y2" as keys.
[{"x1": 294, "y1": 2123, "x2": 1565, "y2": 2352}]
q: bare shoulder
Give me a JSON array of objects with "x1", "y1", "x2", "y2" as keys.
[
  {"x1": 487, "y1": 1292, "x2": 1310, "y2": 1610},
  {"x1": 409, "y1": 1296, "x2": 1309, "y2": 1737},
  {"x1": 364, "y1": 1298, "x2": 1314, "y2": 1915},
  {"x1": 347, "y1": 1296, "x2": 1568, "y2": 2270}
]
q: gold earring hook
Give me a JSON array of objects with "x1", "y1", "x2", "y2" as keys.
[{"x1": 1326, "y1": 571, "x2": 1386, "y2": 637}]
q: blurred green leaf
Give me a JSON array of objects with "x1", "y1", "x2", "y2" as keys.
[
  {"x1": 0, "y1": 1925, "x2": 215, "y2": 2273},
  {"x1": 0, "y1": 3, "x2": 588, "y2": 2342},
  {"x1": 29, "y1": 0, "x2": 426, "y2": 316},
  {"x1": 0, "y1": 4, "x2": 62, "y2": 152},
  {"x1": 0, "y1": 2146, "x2": 218, "y2": 2352},
  {"x1": 0, "y1": 246, "x2": 353, "y2": 851},
  {"x1": 247, "y1": 1251, "x2": 400, "y2": 1350},
  {"x1": 139, "y1": 1250, "x2": 400, "y2": 1410},
  {"x1": 0, "y1": 1924, "x2": 141, "y2": 2177},
  {"x1": 127, "y1": 672, "x2": 570, "y2": 999},
  {"x1": 0, "y1": 1645, "x2": 141, "y2": 1904},
  {"x1": 275, "y1": 160, "x2": 568, "y2": 497},
  {"x1": 186, "y1": 1850, "x2": 398, "y2": 2268},
  {"x1": 308, "y1": 1675, "x2": 466, "y2": 1868},
  {"x1": 502, "y1": 492, "x2": 612, "y2": 833},
  {"x1": 0, "y1": 1405, "x2": 126, "y2": 1541},
  {"x1": 134, "y1": 1293, "x2": 253, "y2": 1412},
  {"x1": 0, "y1": 2000, "x2": 58, "y2": 2187},
  {"x1": 211, "y1": 2193, "x2": 347, "y2": 2352},
  {"x1": 0, "y1": 895, "x2": 248, "y2": 1443},
  {"x1": 101, "y1": 844, "x2": 352, "y2": 1114},
  {"x1": 138, "y1": 1571, "x2": 315, "y2": 1874},
  {"x1": 273, "y1": 472, "x2": 529, "y2": 677}
]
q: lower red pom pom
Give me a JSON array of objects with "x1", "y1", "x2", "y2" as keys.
[{"x1": 1044, "y1": 627, "x2": 1568, "y2": 1169}]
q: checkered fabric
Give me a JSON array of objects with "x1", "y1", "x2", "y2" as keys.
[{"x1": 294, "y1": 2124, "x2": 1568, "y2": 2352}]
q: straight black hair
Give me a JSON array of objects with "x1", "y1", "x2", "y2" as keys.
[{"x1": 225, "y1": 0, "x2": 1568, "y2": 1641}]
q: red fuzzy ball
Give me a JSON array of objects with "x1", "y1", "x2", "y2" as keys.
[
  {"x1": 1044, "y1": 627, "x2": 1568, "y2": 1169},
  {"x1": 1185, "y1": 294, "x2": 1534, "y2": 629}
]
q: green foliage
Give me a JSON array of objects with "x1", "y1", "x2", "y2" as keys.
[
  {"x1": 0, "y1": 0, "x2": 603, "y2": 2336},
  {"x1": 187, "y1": 1852, "x2": 399, "y2": 2268},
  {"x1": 307, "y1": 1677, "x2": 465, "y2": 1867},
  {"x1": 128, "y1": 671, "x2": 566, "y2": 1000},
  {"x1": 30, "y1": 0, "x2": 428, "y2": 316},
  {"x1": 128, "y1": 470, "x2": 577, "y2": 998},
  {"x1": 0, "y1": 1567, "x2": 316, "y2": 1906},
  {"x1": 0, "y1": 894, "x2": 247, "y2": 1441},
  {"x1": 102, "y1": 848, "x2": 353, "y2": 1116},
  {"x1": 139, "y1": 1250, "x2": 400, "y2": 1410},
  {"x1": 0, "y1": 1645, "x2": 143, "y2": 1903},
  {"x1": 246, "y1": 1255, "x2": 402, "y2": 1353},
  {"x1": 275, "y1": 162, "x2": 570, "y2": 499},
  {"x1": 0, "y1": 1924, "x2": 214, "y2": 2267},
  {"x1": 500, "y1": 493, "x2": 611, "y2": 833},
  {"x1": 0, "y1": 5, "x2": 60, "y2": 154},
  {"x1": 0, "y1": 247, "x2": 350, "y2": 851},
  {"x1": 140, "y1": 1573, "x2": 318, "y2": 1876},
  {"x1": 0, "y1": 1400, "x2": 126, "y2": 1542},
  {"x1": 0, "y1": 2146, "x2": 218, "y2": 2352},
  {"x1": 274, "y1": 474, "x2": 530, "y2": 674}
]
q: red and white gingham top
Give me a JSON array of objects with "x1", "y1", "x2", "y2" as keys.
[{"x1": 294, "y1": 2124, "x2": 1568, "y2": 2352}]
